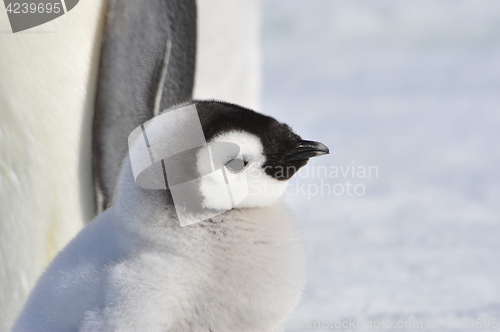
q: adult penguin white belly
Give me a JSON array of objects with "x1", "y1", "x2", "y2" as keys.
[{"x1": 0, "y1": 2, "x2": 106, "y2": 331}]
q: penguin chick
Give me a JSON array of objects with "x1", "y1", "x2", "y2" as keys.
[{"x1": 13, "y1": 101, "x2": 329, "y2": 332}]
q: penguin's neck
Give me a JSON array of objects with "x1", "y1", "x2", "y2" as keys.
[
  {"x1": 112, "y1": 157, "x2": 295, "y2": 244},
  {"x1": 114, "y1": 183, "x2": 293, "y2": 245}
]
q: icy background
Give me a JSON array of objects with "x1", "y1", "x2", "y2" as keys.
[{"x1": 261, "y1": 1, "x2": 500, "y2": 331}]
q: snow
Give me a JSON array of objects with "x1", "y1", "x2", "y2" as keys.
[{"x1": 261, "y1": 1, "x2": 500, "y2": 330}]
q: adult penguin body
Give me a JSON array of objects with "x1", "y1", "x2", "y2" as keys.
[
  {"x1": 1, "y1": 0, "x2": 261, "y2": 330},
  {"x1": 13, "y1": 100, "x2": 329, "y2": 332},
  {"x1": 0, "y1": 2, "x2": 107, "y2": 330}
]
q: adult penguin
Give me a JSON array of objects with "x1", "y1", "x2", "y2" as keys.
[
  {"x1": 0, "y1": 2, "x2": 107, "y2": 330},
  {"x1": 0, "y1": 0, "x2": 261, "y2": 330}
]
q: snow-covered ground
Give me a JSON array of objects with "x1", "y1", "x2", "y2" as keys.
[{"x1": 261, "y1": 1, "x2": 500, "y2": 331}]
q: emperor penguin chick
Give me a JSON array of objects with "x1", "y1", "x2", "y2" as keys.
[{"x1": 13, "y1": 101, "x2": 329, "y2": 332}]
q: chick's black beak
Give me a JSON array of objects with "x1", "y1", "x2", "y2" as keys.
[{"x1": 285, "y1": 140, "x2": 329, "y2": 163}]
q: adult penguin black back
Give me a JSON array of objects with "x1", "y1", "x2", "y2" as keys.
[{"x1": 92, "y1": 0, "x2": 197, "y2": 212}]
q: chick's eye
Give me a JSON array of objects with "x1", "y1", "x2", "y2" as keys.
[{"x1": 225, "y1": 158, "x2": 249, "y2": 173}]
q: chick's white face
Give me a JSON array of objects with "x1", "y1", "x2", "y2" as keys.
[{"x1": 196, "y1": 131, "x2": 289, "y2": 210}]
